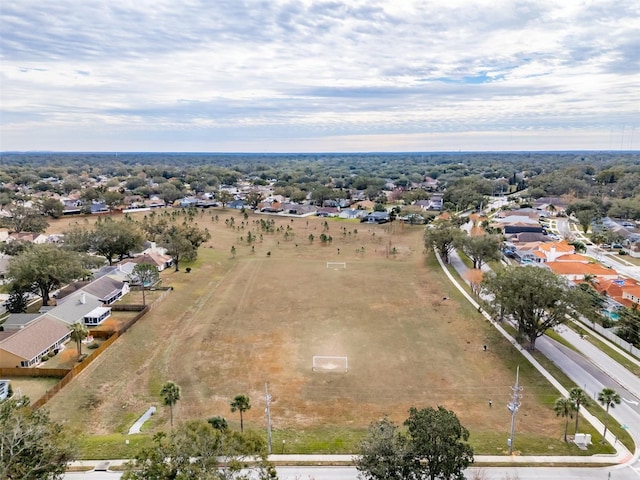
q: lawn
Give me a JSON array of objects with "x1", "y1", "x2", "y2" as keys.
[{"x1": 43, "y1": 210, "x2": 589, "y2": 456}]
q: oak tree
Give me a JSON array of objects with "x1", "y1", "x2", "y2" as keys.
[
  {"x1": 7, "y1": 244, "x2": 86, "y2": 306},
  {"x1": 482, "y1": 266, "x2": 574, "y2": 350},
  {"x1": 0, "y1": 396, "x2": 77, "y2": 480}
]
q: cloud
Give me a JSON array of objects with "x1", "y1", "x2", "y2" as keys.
[{"x1": 1, "y1": 0, "x2": 638, "y2": 152}]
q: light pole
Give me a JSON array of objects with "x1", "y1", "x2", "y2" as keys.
[{"x1": 507, "y1": 366, "x2": 523, "y2": 455}]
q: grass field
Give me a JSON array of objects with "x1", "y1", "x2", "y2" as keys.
[{"x1": 42, "y1": 209, "x2": 598, "y2": 456}]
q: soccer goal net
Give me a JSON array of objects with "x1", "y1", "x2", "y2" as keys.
[
  {"x1": 312, "y1": 356, "x2": 349, "y2": 373},
  {"x1": 326, "y1": 262, "x2": 347, "y2": 269}
]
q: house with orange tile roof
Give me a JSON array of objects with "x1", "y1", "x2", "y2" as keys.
[
  {"x1": 595, "y1": 278, "x2": 640, "y2": 313},
  {"x1": 554, "y1": 253, "x2": 590, "y2": 263},
  {"x1": 545, "y1": 262, "x2": 618, "y2": 281},
  {"x1": 622, "y1": 284, "x2": 640, "y2": 306},
  {"x1": 537, "y1": 241, "x2": 575, "y2": 262}
]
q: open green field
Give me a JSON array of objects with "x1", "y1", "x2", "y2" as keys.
[{"x1": 42, "y1": 210, "x2": 600, "y2": 456}]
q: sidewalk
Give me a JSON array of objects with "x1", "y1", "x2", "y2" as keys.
[
  {"x1": 437, "y1": 249, "x2": 634, "y2": 465},
  {"x1": 68, "y1": 449, "x2": 629, "y2": 471}
]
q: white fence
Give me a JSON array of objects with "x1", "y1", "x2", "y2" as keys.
[{"x1": 576, "y1": 317, "x2": 640, "y2": 358}]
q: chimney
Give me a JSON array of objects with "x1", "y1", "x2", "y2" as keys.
[{"x1": 80, "y1": 293, "x2": 86, "y2": 304}]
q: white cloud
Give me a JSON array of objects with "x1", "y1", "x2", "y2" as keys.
[{"x1": 1, "y1": 0, "x2": 638, "y2": 152}]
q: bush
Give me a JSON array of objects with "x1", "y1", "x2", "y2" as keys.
[
  {"x1": 186, "y1": 267, "x2": 192, "y2": 273},
  {"x1": 87, "y1": 342, "x2": 99, "y2": 349}
]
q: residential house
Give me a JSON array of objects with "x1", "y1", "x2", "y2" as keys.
[
  {"x1": 511, "y1": 232, "x2": 551, "y2": 243},
  {"x1": 62, "y1": 199, "x2": 82, "y2": 215},
  {"x1": 338, "y1": 209, "x2": 368, "y2": 220},
  {"x1": 532, "y1": 197, "x2": 569, "y2": 214},
  {"x1": 545, "y1": 262, "x2": 618, "y2": 281},
  {"x1": 621, "y1": 284, "x2": 640, "y2": 307},
  {"x1": 260, "y1": 202, "x2": 284, "y2": 213},
  {"x1": 177, "y1": 197, "x2": 198, "y2": 208},
  {"x1": 126, "y1": 251, "x2": 173, "y2": 271},
  {"x1": 1, "y1": 313, "x2": 42, "y2": 331},
  {"x1": 90, "y1": 202, "x2": 109, "y2": 214},
  {"x1": 281, "y1": 203, "x2": 317, "y2": 216},
  {"x1": 78, "y1": 275, "x2": 130, "y2": 305},
  {"x1": 227, "y1": 199, "x2": 246, "y2": 209},
  {"x1": 495, "y1": 216, "x2": 545, "y2": 235},
  {"x1": 146, "y1": 196, "x2": 166, "y2": 208},
  {"x1": 537, "y1": 241, "x2": 575, "y2": 262},
  {"x1": 316, "y1": 207, "x2": 339, "y2": 217},
  {"x1": 7, "y1": 232, "x2": 49, "y2": 244},
  {"x1": 414, "y1": 200, "x2": 431, "y2": 211},
  {"x1": 428, "y1": 193, "x2": 444, "y2": 211},
  {"x1": 595, "y1": 278, "x2": 640, "y2": 316},
  {"x1": 362, "y1": 211, "x2": 390, "y2": 224},
  {"x1": 0, "y1": 315, "x2": 71, "y2": 368},
  {"x1": 51, "y1": 291, "x2": 112, "y2": 326}
]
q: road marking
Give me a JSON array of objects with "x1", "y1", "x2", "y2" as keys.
[{"x1": 622, "y1": 397, "x2": 639, "y2": 406}]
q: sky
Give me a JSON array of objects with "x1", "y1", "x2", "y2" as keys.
[{"x1": 1, "y1": 0, "x2": 639, "y2": 153}]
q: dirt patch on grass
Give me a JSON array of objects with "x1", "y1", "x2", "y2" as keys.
[{"x1": 45, "y1": 211, "x2": 564, "y2": 444}]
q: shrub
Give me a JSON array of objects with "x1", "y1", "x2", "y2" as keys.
[
  {"x1": 88, "y1": 342, "x2": 99, "y2": 349},
  {"x1": 186, "y1": 267, "x2": 192, "y2": 273}
]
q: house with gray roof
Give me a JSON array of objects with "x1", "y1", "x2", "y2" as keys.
[
  {"x1": 50, "y1": 291, "x2": 111, "y2": 326},
  {"x1": 1, "y1": 313, "x2": 42, "y2": 331},
  {"x1": 80, "y1": 275, "x2": 129, "y2": 305}
]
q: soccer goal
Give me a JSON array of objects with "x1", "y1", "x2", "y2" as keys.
[
  {"x1": 312, "y1": 356, "x2": 349, "y2": 373},
  {"x1": 326, "y1": 262, "x2": 347, "y2": 270}
]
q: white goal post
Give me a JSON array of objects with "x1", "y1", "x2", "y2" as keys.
[
  {"x1": 312, "y1": 356, "x2": 349, "y2": 373},
  {"x1": 326, "y1": 262, "x2": 347, "y2": 269}
]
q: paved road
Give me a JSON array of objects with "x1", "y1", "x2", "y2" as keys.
[
  {"x1": 446, "y1": 247, "x2": 640, "y2": 477},
  {"x1": 63, "y1": 464, "x2": 640, "y2": 479}
]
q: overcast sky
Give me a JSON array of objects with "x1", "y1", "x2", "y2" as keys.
[{"x1": 1, "y1": 0, "x2": 638, "y2": 153}]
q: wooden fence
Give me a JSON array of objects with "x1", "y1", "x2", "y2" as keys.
[
  {"x1": 29, "y1": 290, "x2": 173, "y2": 409},
  {"x1": 0, "y1": 367, "x2": 69, "y2": 378}
]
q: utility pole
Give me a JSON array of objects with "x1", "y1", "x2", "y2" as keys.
[
  {"x1": 265, "y1": 382, "x2": 272, "y2": 455},
  {"x1": 507, "y1": 366, "x2": 523, "y2": 454}
]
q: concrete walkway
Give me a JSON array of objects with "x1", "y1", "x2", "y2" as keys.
[
  {"x1": 440, "y1": 249, "x2": 634, "y2": 464},
  {"x1": 128, "y1": 406, "x2": 156, "y2": 435}
]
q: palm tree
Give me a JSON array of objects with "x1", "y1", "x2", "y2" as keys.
[
  {"x1": 569, "y1": 387, "x2": 590, "y2": 434},
  {"x1": 161, "y1": 381, "x2": 181, "y2": 430},
  {"x1": 230, "y1": 394, "x2": 251, "y2": 432},
  {"x1": 597, "y1": 387, "x2": 621, "y2": 442},
  {"x1": 554, "y1": 397, "x2": 575, "y2": 442},
  {"x1": 68, "y1": 322, "x2": 89, "y2": 358},
  {"x1": 130, "y1": 263, "x2": 159, "y2": 306}
]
